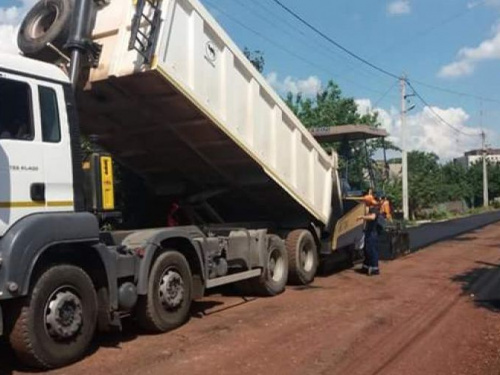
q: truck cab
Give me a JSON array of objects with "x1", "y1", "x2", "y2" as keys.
[
  {"x1": 0, "y1": 54, "x2": 77, "y2": 235},
  {"x1": 0, "y1": 53, "x2": 288, "y2": 372}
]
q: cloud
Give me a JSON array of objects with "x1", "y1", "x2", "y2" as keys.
[
  {"x1": 438, "y1": 22, "x2": 500, "y2": 78},
  {"x1": 0, "y1": 24, "x2": 18, "y2": 54},
  {"x1": 356, "y1": 98, "x2": 483, "y2": 160},
  {"x1": 468, "y1": 0, "x2": 500, "y2": 9},
  {"x1": 0, "y1": 0, "x2": 37, "y2": 55},
  {"x1": 387, "y1": 0, "x2": 411, "y2": 16},
  {"x1": 267, "y1": 72, "x2": 322, "y2": 97}
]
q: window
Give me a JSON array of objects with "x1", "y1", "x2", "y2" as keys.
[
  {"x1": 0, "y1": 78, "x2": 34, "y2": 141},
  {"x1": 39, "y1": 86, "x2": 61, "y2": 143}
]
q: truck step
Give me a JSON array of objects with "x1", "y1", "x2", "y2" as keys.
[{"x1": 206, "y1": 269, "x2": 262, "y2": 289}]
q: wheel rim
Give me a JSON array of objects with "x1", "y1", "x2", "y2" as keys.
[
  {"x1": 300, "y1": 240, "x2": 315, "y2": 273},
  {"x1": 268, "y1": 248, "x2": 285, "y2": 282},
  {"x1": 44, "y1": 286, "x2": 83, "y2": 341},
  {"x1": 158, "y1": 268, "x2": 185, "y2": 310},
  {"x1": 30, "y1": 6, "x2": 59, "y2": 39}
]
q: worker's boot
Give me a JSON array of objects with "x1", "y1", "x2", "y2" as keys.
[{"x1": 357, "y1": 264, "x2": 369, "y2": 274}]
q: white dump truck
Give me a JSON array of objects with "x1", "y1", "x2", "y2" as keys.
[{"x1": 0, "y1": 0, "x2": 366, "y2": 369}]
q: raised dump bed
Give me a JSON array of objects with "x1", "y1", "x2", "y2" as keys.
[{"x1": 78, "y1": 0, "x2": 338, "y2": 226}]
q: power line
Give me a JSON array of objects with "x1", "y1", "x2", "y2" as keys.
[
  {"x1": 253, "y1": 0, "x2": 392, "y2": 84},
  {"x1": 269, "y1": 0, "x2": 401, "y2": 80},
  {"x1": 373, "y1": 81, "x2": 399, "y2": 108},
  {"x1": 204, "y1": 0, "x2": 394, "y2": 96},
  {"x1": 409, "y1": 79, "x2": 500, "y2": 104},
  {"x1": 231, "y1": 0, "x2": 362, "y2": 73},
  {"x1": 267, "y1": 0, "x2": 500, "y2": 105},
  {"x1": 377, "y1": 0, "x2": 489, "y2": 57},
  {"x1": 231, "y1": 0, "x2": 396, "y2": 89},
  {"x1": 407, "y1": 81, "x2": 482, "y2": 137},
  {"x1": 208, "y1": 0, "x2": 500, "y2": 114}
]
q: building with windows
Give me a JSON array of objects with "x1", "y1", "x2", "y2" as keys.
[{"x1": 454, "y1": 149, "x2": 500, "y2": 168}]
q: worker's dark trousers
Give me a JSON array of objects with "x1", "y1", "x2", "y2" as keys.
[{"x1": 364, "y1": 232, "x2": 379, "y2": 271}]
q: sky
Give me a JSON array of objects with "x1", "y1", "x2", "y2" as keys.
[{"x1": 1, "y1": 0, "x2": 500, "y2": 160}]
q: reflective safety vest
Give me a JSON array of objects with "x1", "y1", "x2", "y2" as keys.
[{"x1": 381, "y1": 200, "x2": 392, "y2": 220}]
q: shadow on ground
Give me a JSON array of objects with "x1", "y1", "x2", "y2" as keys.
[
  {"x1": 0, "y1": 293, "x2": 253, "y2": 374},
  {"x1": 0, "y1": 318, "x2": 142, "y2": 374},
  {"x1": 451, "y1": 261, "x2": 500, "y2": 312}
]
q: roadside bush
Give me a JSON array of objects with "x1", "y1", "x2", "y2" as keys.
[{"x1": 428, "y1": 207, "x2": 452, "y2": 221}]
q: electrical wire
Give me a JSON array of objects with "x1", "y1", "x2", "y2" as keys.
[
  {"x1": 407, "y1": 81, "x2": 482, "y2": 137},
  {"x1": 206, "y1": 0, "x2": 500, "y2": 124},
  {"x1": 377, "y1": 0, "x2": 489, "y2": 56},
  {"x1": 409, "y1": 79, "x2": 500, "y2": 104},
  {"x1": 269, "y1": 0, "x2": 401, "y2": 80},
  {"x1": 251, "y1": 0, "x2": 386, "y2": 82},
  {"x1": 231, "y1": 0, "x2": 364, "y2": 73},
  {"x1": 373, "y1": 81, "x2": 399, "y2": 108},
  {"x1": 266, "y1": 0, "x2": 500, "y2": 105},
  {"x1": 229, "y1": 0, "x2": 397, "y2": 92},
  {"x1": 204, "y1": 0, "x2": 395, "y2": 96}
]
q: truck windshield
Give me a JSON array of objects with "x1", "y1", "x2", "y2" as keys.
[{"x1": 0, "y1": 78, "x2": 33, "y2": 141}]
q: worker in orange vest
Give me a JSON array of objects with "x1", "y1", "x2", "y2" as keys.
[
  {"x1": 351, "y1": 188, "x2": 378, "y2": 206},
  {"x1": 380, "y1": 195, "x2": 393, "y2": 221},
  {"x1": 357, "y1": 204, "x2": 381, "y2": 276}
]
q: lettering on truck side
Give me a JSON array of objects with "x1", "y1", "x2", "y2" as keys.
[{"x1": 9, "y1": 165, "x2": 40, "y2": 172}]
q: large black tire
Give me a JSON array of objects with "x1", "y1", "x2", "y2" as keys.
[
  {"x1": 246, "y1": 235, "x2": 288, "y2": 296},
  {"x1": 6, "y1": 265, "x2": 97, "y2": 369},
  {"x1": 286, "y1": 230, "x2": 318, "y2": 285},
  {"x1": 136, "y1": 251, "x2": 193, "y2": 333},
  {"x1": 18, "y1": 0, "x2": 75, "y2": 62}
]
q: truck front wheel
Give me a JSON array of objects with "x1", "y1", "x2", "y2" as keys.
[
  {"x1": 286, "y1": 230, "x2": 318, "y2": 285},
  {"x1": 7, "y1": 265, "x2": 97, "y2": 369},
  {"x1": 136, "y1": 251, "x2": 193, "y2": 333}
]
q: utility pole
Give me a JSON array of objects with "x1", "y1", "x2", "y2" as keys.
[
  {"x1": 482, "y1": 130, "x2": 489, "y2": 207},
  {"x1": 401, "y1": 76, "x2": 409, "y2": 220}
]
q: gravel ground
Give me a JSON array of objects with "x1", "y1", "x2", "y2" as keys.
[{"x1": 2, "y1": 223, "x2": 500, "y2": 375}]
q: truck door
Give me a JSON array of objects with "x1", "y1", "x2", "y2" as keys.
[
  {"x1": 36, "y1": 82, "x2": 74, "y2": 214},
  {"x1": 0, "y1": 73, "x2": 45, "y2": 235}
]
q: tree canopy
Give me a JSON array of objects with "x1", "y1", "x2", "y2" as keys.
[
  {"x1": 384, "y1": 151, "x2": 500, "y2": 219},
  {"x1": 283, "y1": 80, "x2": 498, "y2": 217},
  {"x1": 243, "y1": 48, "x2": 265, "y2": 73},
  {"x1": 285, "y1": 80, "x2": 397, "y2": 192}
]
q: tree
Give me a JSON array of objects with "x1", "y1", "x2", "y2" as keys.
[
  {"x1": 406, "y1": 151, "x2": 442, "y2": 219},
  {"x1": 285, "y1": 81, "x2": 365, "y2": 128},
  {"x1": 243, "y1": 48, "x2": 265, "y2": 73},
  {"x1": 487, "y1": 163, "x2": 500, "y2": 202},
  {"x1": 285, "y1": 80, "x2": 397, "y2": 191},
  {"x1": 466, "y1": 161, "x2": 500, "y2": 207},
  {"x1": 441, "y1": 161, "x2": 470, "y2": 203},
  {"x1": 385, "y1": 178, "x2": 402, "y2": 210}
]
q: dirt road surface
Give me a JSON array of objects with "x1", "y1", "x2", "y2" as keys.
[{"x1": 2, "y1": 223, "x2": 500, "y2": 375}]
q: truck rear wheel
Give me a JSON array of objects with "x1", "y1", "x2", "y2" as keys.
[
  {"x1": 246, "y1": 235, "x2": 288, "y2": 296},
  {"x1": 286, "y1": 230, "x2": 318, "y2": 285},
  {"x1": 7, "y1": 265, "x2": 97, "y2": 369},
  {"x1": 136, "y1": 251, "x2": 193, "y2": 332}
]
